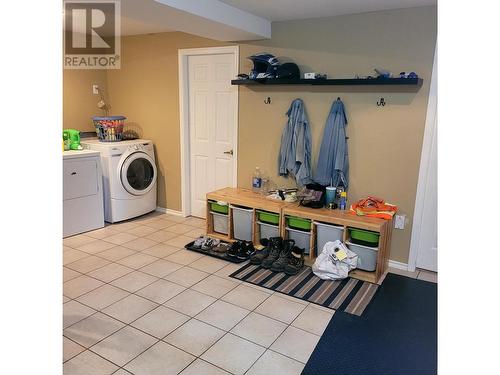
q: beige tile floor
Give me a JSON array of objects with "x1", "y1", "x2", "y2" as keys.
[
  {"x1": 63, "y1": 211, "x2": 437, "y2": 375},
  {"x1": 63, "y1": 212, "x2": 320, "y2": 375}
]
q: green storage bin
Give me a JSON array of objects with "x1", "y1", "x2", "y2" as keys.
[
  {"x1": 286, "y1": 216, "x2": 311, "y2": 231},
  {"x1": 257, "y1": 210, "x2": 280, "y2": 225},
  {"x1": 348, "y1": 228, "x2": 380, "y2": 246},
  {"x1": 209, "y1": 201, "x2": 229, "y2": 214}
]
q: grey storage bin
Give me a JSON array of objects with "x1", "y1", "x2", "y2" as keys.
[
  {"x1": 258, "y1": 221, "x2": 279, "y2": 240},
  {"x1": 346, "y1": 241, "x2": 378, "y2": 272},
  {"x1": 231, "y1": 205, "x2": 253, "y2": 241},
  {"x1": 286, "y1": 227, "x2": 311, "y2": 254},
  {"x1": 315, "y1": 221, "x2": 344, "y2": 254},
  {"x1": 211, "y1": 211, "x2": 229, "y2": 235}
]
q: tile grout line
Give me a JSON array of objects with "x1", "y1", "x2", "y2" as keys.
[{"x1": 65, "y1": 217, "x2": 315, "y2": 372}]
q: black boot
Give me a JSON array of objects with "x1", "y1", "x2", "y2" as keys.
[
  {"x1": 251, "y1": 237, "x2": 281, "y2": 265},
  {"x1": 284, "y1": 246, "x2": 305, "y2": 275},
  {"x1": 271, "y1": 239, "x2": 295, "y2": 272},
  {"x1": 261, "y1": 237, "x2": 284, "y2": 269}
]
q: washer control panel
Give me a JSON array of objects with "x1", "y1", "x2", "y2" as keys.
[{"x1": 124, "y1": 142, "x2": 153, "y2": 154}]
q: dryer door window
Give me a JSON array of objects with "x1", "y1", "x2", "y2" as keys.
[{"x1": 121, "y1": 152, "x2": 157, "y2": 195}]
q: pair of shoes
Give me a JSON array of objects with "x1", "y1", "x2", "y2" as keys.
[
  {"x1": 284, "y1": 247, "x2": 305, "y2": 275},
  {"x1": 270, "y1": 240, "x2": 296, "y2": 272},
  {"x1": 261, "y1": 238, "x2": 293, "y2": 270},
  {"x1": 212, "y1": 243, "x2": 231, "y2": 253},
  {"x1": 250, "y1": 237, "x2": 282, "y2": 265},
  {"x1": 200, "y1": 237, "x2": 220, "y2": 251},
  {"x1": 192, "y1": 236, "x2": 208, "y2": 249},
  {"x1": 259, "y1": 238, "x2": 305, "y2": 274},
  {"x1": 227, "y1": 240, "x2": 256, "y2": 260}
]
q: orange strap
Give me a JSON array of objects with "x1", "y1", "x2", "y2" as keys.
[{"x1": 349, "y1": 196, "x2": 397, "y2": 220}]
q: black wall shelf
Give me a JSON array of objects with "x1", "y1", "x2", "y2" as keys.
[{"x1": 231, "y1": 77, "x2": 423, "y2": 87}]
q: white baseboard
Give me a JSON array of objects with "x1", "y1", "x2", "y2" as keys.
[
  {"x1": 155, "y1": 206, "x2": 185, "y2": 217},
  {"x1": 388, "y1": 260, "x2": 408, "y2": 271}
]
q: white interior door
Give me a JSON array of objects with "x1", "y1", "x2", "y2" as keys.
[
  {"x1": 415, "y1": 115, "x2": 437, "y2": 271},
  {"x1": 188, "y1": 53, "x2": 237, "y2": 218},
  {"x1": 410, "y1": 46, "x2": 437, "y2": 272}
]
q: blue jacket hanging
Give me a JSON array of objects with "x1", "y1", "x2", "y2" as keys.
[
  {"x1": 314, "y1": 98, "x2": 349, "y2": 189},
  {"x1": 278, "y1": 99, "x2": 312, "y2": 186}
]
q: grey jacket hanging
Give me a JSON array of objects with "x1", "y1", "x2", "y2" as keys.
[
  {"x1": 278, "y1": 99, "x2": 312, "y2": 186},
  {"x1": 314, "y1": 98, "x2": 349, "y2": 188}
]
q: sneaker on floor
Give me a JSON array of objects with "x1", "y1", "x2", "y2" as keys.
[
  {"x1": 192, "y1": 236, "x2": 207, "y2": 249},
  {"x1": 261, "y1": 237, "x2": 285, "y2": 269},
  {"x1": 271, "y1": 239, "x2": 295, "y2": 272},
  {"x1": 250, "y1": 237, "x2": 280, "y2": 265},
  {"x1": 213, "y1": 243, "x2": 231, "y2": 253},
  {"x1": 284, "y1": 246, "x2": 305, "y2": 275},
  {"x1": 226, "y1": 241, "x2": 242, "y2": 258},
  {"x1": 236, "y1": 241, "x2": 256, "y2": 260},
  {"x1": 201, "y1": 238, "x2": 219, "y2": 251}
]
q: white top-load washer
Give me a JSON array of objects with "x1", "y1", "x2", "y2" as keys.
[{"x1": 81, "y1": 139, "x2": 157, "y2": 223}]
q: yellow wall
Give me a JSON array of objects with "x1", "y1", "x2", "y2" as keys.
[
  {"x1": 106, "y1": 33, "x2": 230, "y2": 214},
  {"x1": 238, "y1": 7, "x2": 437, "y2": 263},
  {"x1": 63, "y1": 6, "x2": 436, "y2": 263},
  {"x1": 63, "y1": 69, "x2": 108, "y2": 131}
]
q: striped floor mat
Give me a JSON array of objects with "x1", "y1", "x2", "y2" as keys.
[{"x1": 229, "y1": 264, "x2": 379, "y2": 316}]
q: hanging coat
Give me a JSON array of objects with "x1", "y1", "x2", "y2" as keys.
[
  {"x1": 314, "y1": 99, "x2": 349, "y2": 189},
  {"x1": 278, "y1": 99, "x2": 312, "y2": 186}
]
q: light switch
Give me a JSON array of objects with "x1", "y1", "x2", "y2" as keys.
[{"x1": 394, "y1": 214, "x2": 406, "y2": 230}]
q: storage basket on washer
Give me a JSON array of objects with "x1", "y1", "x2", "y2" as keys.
[{"x1": 92, "y1": 116, "x2": 126, "y2": 142}]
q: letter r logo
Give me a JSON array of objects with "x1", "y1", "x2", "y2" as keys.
[{"x1": 64, "y1": 1, "x2": 116, "y2": 54}]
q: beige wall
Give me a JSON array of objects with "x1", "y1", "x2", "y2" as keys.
[
  {"x1": 238, "y1": 6, "x2": 437, "y2": 263},
  {"x1": 63, "y1": 6, "x2": 436, "y2": 263},
  {"x1": 106, "y1": 33, "x2": 230, "y2": 214},
  {"x1": 63, "y1": 69, "x2": 108, "y2": 131}
]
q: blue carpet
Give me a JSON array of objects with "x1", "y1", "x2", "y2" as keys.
[{"x1": 302, "y1": 273, "x2": 437, "y2": 375}]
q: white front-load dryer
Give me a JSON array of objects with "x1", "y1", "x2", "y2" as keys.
[{"x1": 81, "y1": 139, "x2": 157, "y2": 222}]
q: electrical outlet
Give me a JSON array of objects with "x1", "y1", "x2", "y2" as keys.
[
  {"x1": 92, "y1": 84, "x2": 99, "y2": 95},
  {"x1": 394, "y1": 214, "x2": 406, "y2": 230}
]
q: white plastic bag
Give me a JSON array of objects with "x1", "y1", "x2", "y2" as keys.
[{"x1": 312, "y1": 240, "x2": 358, "y2": 280}]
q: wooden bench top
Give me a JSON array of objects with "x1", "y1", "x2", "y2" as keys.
[{"x1": 207, "y1": 187, "x2": 387, "y2": 232}]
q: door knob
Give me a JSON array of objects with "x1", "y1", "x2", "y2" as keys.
[{"x1": 223, "y1": 149, "x2": 233, "y2": 155}]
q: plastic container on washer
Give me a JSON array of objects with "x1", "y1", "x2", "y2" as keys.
[
  {"x1": 314, "y1": 221, "x2": 344, "y2": 254},
  {"x1": 286, "y1": 227, "x2": 311, "y2": 254},
  {"x1": 258, "y1": 221, "x2": 279, "y2": 241},
  {"x1": 231, "y1": 205, "x2": 253, "y2": 241},
  {"x1": 211, "y1": 211, "x2": 229, "y2": 235},
  {"x1": 345, "y1": 241, "x2": 378, "y2": 272}
]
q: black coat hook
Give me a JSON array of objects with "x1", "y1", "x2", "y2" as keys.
[
  {"x1": 264, "y1": 97, "x2": 271, "y2": 104},
  {"x1": 377, "y1": 98, "x2": 386, "y2": 106}
]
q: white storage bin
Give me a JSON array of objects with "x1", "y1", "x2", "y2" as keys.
[
  {"x1": 211, "y1": 211, "x2": 229, "y2": 235},
  {"x1": 231, "y1": 205, "x2": 253, "y2": 241},
  {"x1": 286, "y1": 227, "x2": 311, "y2": 254},
  {"x1": 315, "y1": 221, "x2": 344, "y2": 254},
  {"x1": 258, "y1": 221, "x2": 279, "y2": 240},
  {"x1": 346, "y1": 241, "x2": 378, "y2": 272}
]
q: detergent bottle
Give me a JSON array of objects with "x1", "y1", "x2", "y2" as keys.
[
  {"x1": 339, "y1": 191, "x2": 347, "y2": 210},
  {"x1": 63, "y1": 129, "x2": 83, "y2": 150}
]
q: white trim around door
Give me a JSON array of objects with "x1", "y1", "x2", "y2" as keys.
[
  {"x1": 408, "y1": 45, "x2": 437, "y2": 272},
  {"x1": 178, "y1": 46, "x2": 239, "y2": 217}
]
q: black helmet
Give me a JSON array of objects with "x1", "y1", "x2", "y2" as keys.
[
  {"x1": 276, "y1": 63, "x2": 300, "y2": 79},
  {"x1": 248, "y1": 53, "x2": 280, "y2": 79}
]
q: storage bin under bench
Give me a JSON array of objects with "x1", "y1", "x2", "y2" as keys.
[{"x1": 205, "y1": 187, "x2": 392, "y2": 284}]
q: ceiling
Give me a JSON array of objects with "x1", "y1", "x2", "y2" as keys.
[
  {"x1": 66, "y1": 0, "x2": 437, "y2": 39},
  {"x1": 218, "y1": 0, "x2": 437, "y2": 22}
]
